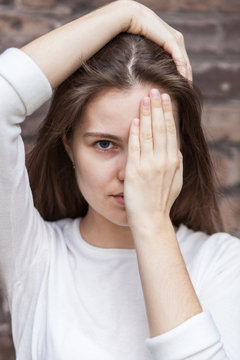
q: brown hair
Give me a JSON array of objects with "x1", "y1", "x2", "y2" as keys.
[{"x1": 26, "y1": 33, "x2": 224, "y2": 234}]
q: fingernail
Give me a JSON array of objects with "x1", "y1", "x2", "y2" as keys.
[
  {"x1": 143, "y1": 97, "x2": 150, "y2": 106},
  {"x1": 161, "y1": 94, "x2": 170, "y2": 103},
  {"x1": 151, "y1": 88, "x2": 160, "y2": 98}
]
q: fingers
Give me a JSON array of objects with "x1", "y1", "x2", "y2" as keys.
[
  {"x1": 128, "y1": 89, "x2": 180, "y2": 169},
  {"x1": 149, "y1": 89, "x2": 179, "y2": 162},
  {"x1": 127, "y1": 3, "x2": 192, "y2": 81},
  {"x1": 153, "y1": 22, "x2": 192, "y2": 81},
  {"x1": 126, "y1": 88, "x2": 183, "y2": 213},
  {"x1": 163, "y1": 39, "x2": 192, "y2": 81},
  {"x1": 172, "y1": 31, "x2": 192, "y2": 81},
  {"x1": 161, "y1": 93, "x2": 178, "y2": 161},
  {"x1": 127, "y1": 117, "x2": 140, "y2": 167},
  {"x1": 149, "y1": 89, "x2": 166, "y2": 156},
  {"x1": 139, "y1": 96, "x2": 153, "y2": 161}
]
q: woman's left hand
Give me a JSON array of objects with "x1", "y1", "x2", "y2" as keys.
[{"x1": 124, "y1": 88, "x2": 183, "y2": 234}]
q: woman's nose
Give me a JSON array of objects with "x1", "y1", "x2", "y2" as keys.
[
  {"x1": 117, "y1": 153, "x2": 127, "y2": 181},
  {"x1": 118, "y1": 167, "x2": 125, "y2": 181}
]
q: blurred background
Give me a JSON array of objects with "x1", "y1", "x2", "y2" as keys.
[{"x1": 0, "y1": 0, "x2": 240, "y2": 358}]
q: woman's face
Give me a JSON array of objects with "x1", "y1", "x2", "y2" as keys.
[{"x1": 63, "y1": 84, "x2": 179, "y2": 227}]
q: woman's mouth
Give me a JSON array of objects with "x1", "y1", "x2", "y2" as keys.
[{"x1": 112, "y1": 195, "x2": 125, "y2": 206}]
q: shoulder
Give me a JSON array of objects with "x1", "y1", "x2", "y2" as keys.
[
  {"x1": 178, "y1": 223, "x2": 240, "y2": 250},
  {"x1": 203, "y1": 231, "x2": 240, "y2": 274},
  {"x1": 178, "y1": 224, "x2": 240, "y2": 274}
]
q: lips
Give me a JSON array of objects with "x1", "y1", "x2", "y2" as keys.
[{"x1": 112, "y1": 194, "x2": 125, "y2": 206}]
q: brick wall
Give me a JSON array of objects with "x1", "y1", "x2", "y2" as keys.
[{"x1": 0, "y1": 0, "x2": 239, "y2": 358}]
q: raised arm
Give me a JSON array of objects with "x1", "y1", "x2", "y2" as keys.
[{"x1": 21, "y1": 0, "x2": 192, "y2": 89}]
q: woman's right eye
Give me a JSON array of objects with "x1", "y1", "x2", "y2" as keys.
[{"x1": 94, "y1": 140, "x2": 116, "y2": 151}]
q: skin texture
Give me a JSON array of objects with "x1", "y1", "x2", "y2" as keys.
[{"x1": 63, "y1": 84, "x2": 179, "y2": 249}]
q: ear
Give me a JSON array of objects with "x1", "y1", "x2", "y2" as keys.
[{"x1": 62, "y1": 134, "x2": 74, "y2": 163}]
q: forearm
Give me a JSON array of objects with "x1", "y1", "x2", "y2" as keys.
[
  {"x1": 20, "y1": 0, "x2": 133, "y2": 89},
  {"x1": 133, "y1": 218, "x2": 203, "y2": 338}
]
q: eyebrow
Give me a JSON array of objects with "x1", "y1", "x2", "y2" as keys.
[{"x1": 83, "y1": 132, "x2": 122, "y2": 141}]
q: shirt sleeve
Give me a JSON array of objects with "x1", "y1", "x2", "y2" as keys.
[
  {"x1": 144, "y1": 232, "x2": 240, "y2": 359},
  {"x1": 0, "y1": 48, "x2": 53, "y2": 304}
]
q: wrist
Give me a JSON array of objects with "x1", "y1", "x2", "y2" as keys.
[
  {"x1": 114, "y1": 0, "x2": 140, "y2": 32},
  {"x1": 131, "y1": 215, "x2": 175, "y2": 239}
]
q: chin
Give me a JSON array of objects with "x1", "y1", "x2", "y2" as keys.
[{"x1": 105, "y1": 211, "x2": 129, "y2": 228}]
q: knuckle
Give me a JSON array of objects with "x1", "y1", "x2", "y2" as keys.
[
  {"x1": 141, "y1": 108, "x2": 151, "y2": 116},
  {"x1": 178, "y1": 154, "x2": 183, "y2": 164},
  {"x1": 155, "y1": 166, "x2": 164, "y2": 175},
  {"x1": 175, "y1": 31, "x2": 184, "y2": 42},
  {"x1": 157, "y1": 158, "x2": 168, "y2": 171},
  {"x1": 178, "y1": 150, "x2": 183, "y2": 159},
  {"x1": 141, "y1": 132, "x2": 153, "y2": 142},
  {"x1": 155, "y1": 124, "x2": 166, "y2": 134},
  {"x1": 156, "y1": 157, "x2": 179, "y2": 171},
  {"x1": 166, "y1": 121, "x2": 176, "y2": 134},
  {"x1": 175, "y1": 56, "x2": 187, "y2": 67},
  {"x1": 162, "y1": 103, "x2": 172, "y2": 112},
  {"x1": 169, "y1": 158, "x2": 179, "y2": 168},
  {"x1": 179, "y1": 57, "x2": 187, "y2": 67}
]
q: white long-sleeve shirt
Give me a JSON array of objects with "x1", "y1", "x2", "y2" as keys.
[{"x1": 0, "y1": 47, "x2": 240, "y2": 360}]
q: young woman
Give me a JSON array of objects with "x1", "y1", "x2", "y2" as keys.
[{"x1": 0, "y1": 1, "x2": 239, "y2": 359}]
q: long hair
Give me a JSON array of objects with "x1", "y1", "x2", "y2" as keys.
[{"x1": 26, "y1": 33, "x2": 224, "y2": 234}]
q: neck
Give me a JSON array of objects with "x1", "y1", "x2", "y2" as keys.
[{"x1": 79, "y1": 209, "x2": 178, "y2": 250}]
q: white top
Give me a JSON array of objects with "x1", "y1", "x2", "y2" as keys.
[{"x1": 0, "y1": 48, "x2": 240, "y2": 360}]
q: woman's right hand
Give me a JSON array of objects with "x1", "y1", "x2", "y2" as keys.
[
  {"x1": 20, "y1": 0, "x2": 191, "y2": 89},
  {"x1": 120, "y1": 0, "x2": 192, "y2": 81}
]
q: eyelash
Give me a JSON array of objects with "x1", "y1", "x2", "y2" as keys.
[{"x1": 94, "y1": 140, "x2": 117, "y2": 152}]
